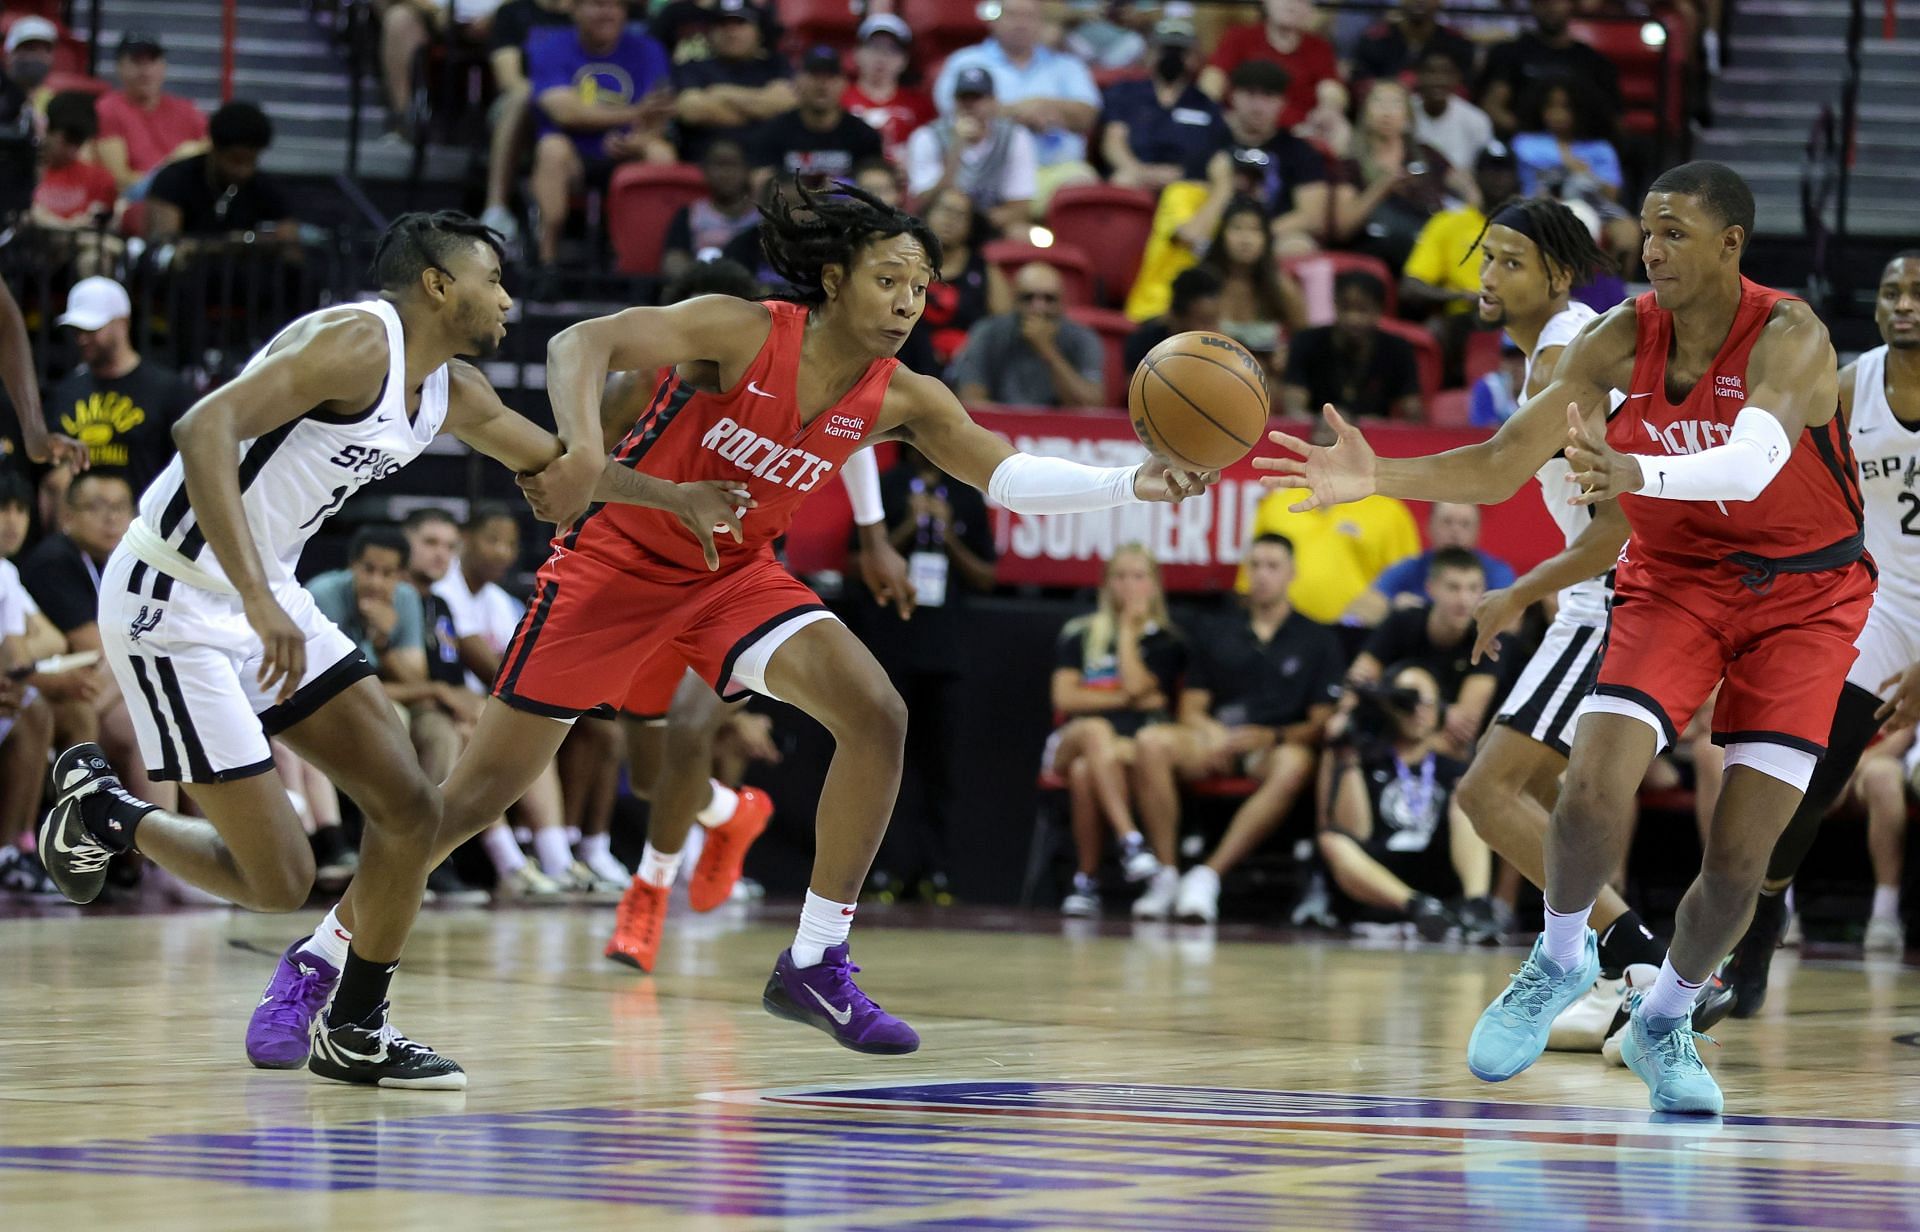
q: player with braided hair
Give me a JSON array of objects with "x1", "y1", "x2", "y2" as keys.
[{"x1": 254, "y1": 179, "x2": 1215, "y2": 1064}]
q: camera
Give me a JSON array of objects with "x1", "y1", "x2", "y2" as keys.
[{"x1": 1342, "y1": 680, "x2": 1427, "y2": 750}]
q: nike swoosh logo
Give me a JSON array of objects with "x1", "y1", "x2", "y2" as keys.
[
  {"x1": 50, "y1": 827, "x2": 97, "y2": 856},
  {"x1": 806, "y1": 985, "x2": 853, "y2": 1025},
  {"x1": 1626, "y1": 392, "x2": 1652, "y2": 401},
  {"x1": 747, "y1": 380, "x2": 777, "y2": 399},
  {"x1": 840, "y1": 907, "x2": 855, "y2": 916},
  {"x1": 334, "y1": 928, "x2": 352, "y2": 942}
]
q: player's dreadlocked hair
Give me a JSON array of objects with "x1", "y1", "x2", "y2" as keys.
[
  {"x1": 1463, "y1": 196, "x2": 1613, "y2": 287},
  {"x1": 372, "y1": 211, "x2": 505, "y2": 292},
  {"x1": 758, "y1": 177, "x2": 943, "y2": 305}
]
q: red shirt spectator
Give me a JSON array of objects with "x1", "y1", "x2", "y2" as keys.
[
  {"x1": 843, "y1": 81, "x2": 935, "y2": 164},
  {"x1": 1202, "y1": 0, "x2": 1340, "y2": 130},
  {"x1": 36, "y1": 160, "x2": 117, "y2": 222},
  {"x1": 841, "y1": 14, "x2": 932, "y2": 165},
  {"x1": 93, "y1": 33, "x2": 209, "y2": 189}
]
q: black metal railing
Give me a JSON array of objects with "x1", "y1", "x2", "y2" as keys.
[{"x1": 1801, "y1": 103, "x2": 1839, "y2": 315}]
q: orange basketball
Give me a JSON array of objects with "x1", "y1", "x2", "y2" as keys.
[{"x1": 1127, "y1": 331, "x2": 1271, "y2": 472}]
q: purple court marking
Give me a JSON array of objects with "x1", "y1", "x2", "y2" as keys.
[{"x1": 4, "y1": 1093, "x2": 1920, "y2": 1229}]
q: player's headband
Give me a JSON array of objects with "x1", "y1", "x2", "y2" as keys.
[{"x1": 1489, "y1": 203, "x2": 1539, "y2": 243}]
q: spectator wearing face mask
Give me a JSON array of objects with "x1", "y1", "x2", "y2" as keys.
[
  {"x1": 1097, "y1": 19, "x2": 1223, "y2": 193},
  {"x1": 0, "y1": 17, "x2": 56, "y2": 132}
]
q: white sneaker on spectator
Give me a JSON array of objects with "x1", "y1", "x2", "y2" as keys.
[
  {"x1": 480, "y1": 205, "x2": 520, "y2": 250},
  {"x1": 1173, "y1": 865, "x2": 1220, "y2": 924},
  {"x1": 496, "y1": 863, "x2": 566, "y2": 901},
  {"x1": 1782, "y1": 911, "x2": 1803, "y2": 947},
  {"x1": 1061, "y1": 873, "x2": 1101, "y2": 917},
  {"x1": 1864, "y1": 914, "x2": 1905, "y2": 954},
  {"x1": 583, "y1": 848, "x2": 631, "y2": 887},
  {"x1": 1120, "y1": 844, "x2": 1161, "y2": 883},
  {"x1": 1131, "y1": 866, "x2": 1179, "y2": 919},
  {"x1": 562, "y1": 860, "x2": 624, "y2": 901}
]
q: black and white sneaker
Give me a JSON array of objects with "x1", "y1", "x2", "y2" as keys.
[
  {"x1": 37, "y1": 743, "x2": 145, "y2": 905},
  {"x1": 0, "y1": 846, "x2": 63, "y2": 898},
  {"x1": 308, "y1": 1003, "x2": 467, "y2": 1090}
]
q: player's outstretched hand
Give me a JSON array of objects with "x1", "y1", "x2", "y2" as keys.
[
  {"x1": 41, "y1": 434, "x2": 89, "y2": 471},
  {"x1": 1471, "y1": 586, "x2": 1524, "y2": 664},
  {"x1": 1876, "y1": 663, "x2": 1920, "y2": 729},
  {"x1": 672, "y1": 479, "x2": 755, "y2": 571},
  {"x1": 1135, "y1": 456, "x2": 1219, "y2": 503},
  {"x1": 1562, "y1": 403, "x2": 1642, "y2": 505},
  {"x1": 1252, "y1": 405, "x2": 1376, "y2": 511},
  {"x1": 245, "y1": 594, "x2": 307, "y2": 703},
  {"x1": 856, "y1": 534, "x2": 917, "y2": 620}
]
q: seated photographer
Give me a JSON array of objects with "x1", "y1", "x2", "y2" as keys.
[
  {"x1": 1319, "y1": 663, "x2": 1496, "y2": 941},
  {"x1": 1346, "y1": 545, "x2": 1500, "y2": 759},
  {"x1": 1130, "y1": 533, "x2": 1343, "y2": 924}
]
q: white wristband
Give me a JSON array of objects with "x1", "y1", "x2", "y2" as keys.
[
  {"x1": 1634, "y1": 406, "x2": 1791, "y2": 503},
  {"x1": 987, "y1": 453, "x2": 1141, "y2": 514},
  {"x1": 840, "y1": 448, "x2": 885, "y2": 526}
]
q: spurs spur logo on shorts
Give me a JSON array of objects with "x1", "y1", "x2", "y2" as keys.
[{"x1": 128, "y1": 605, "x2": 162, "y2": 641}]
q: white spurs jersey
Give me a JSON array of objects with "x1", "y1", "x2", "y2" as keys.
[
  {"x1": 1850, "y1": 345, "x2": 1920, "y2": 610},
  {"x1": 135, "y1": 299, "x2": 450, "y2": 590},
  {"x1": 1523, "y1": 303, "x2": 1611, "y2": 627}
]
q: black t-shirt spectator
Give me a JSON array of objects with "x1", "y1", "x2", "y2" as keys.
[
  {"x1": 489, "y1": 0, "x2": 575, "y2": 75},
  {"x1": 1283, "y1": 326, "x2": 1421, "y2": 421},
  {"x1": 149, "y1": 154, "x2": 290, "y2": 234},
  {"x1": 1189, "y1": 610, "x2": 1344, "y2": 727},
  {"x1": 0, "y1": 73, "x2": 28, "y2": 129},
  {"x1": 1352, "y1": 22, "x2": 1476, "y2": 84},
  {"x1": 1100, "y1": 79, "x2": 1225, "y2": 181},
  {"x1": 750, "y1": 109, "x2": 882, "y2": 182},
  {"x1": 913, "y1": 247, "x2": 992, "y2": 368},
  {"x1": 848, "y1": 463, "x2": 996, "y2": 675},
  {"x1": 672, "y1": 53, "x2": 791, "y2": 160},
  {"x1": 44, "y1": 360, "x2": 194, "y2": 495},
  {"x1": 1227, "y1": 131, "x2": 1327, "y2": 218},
  {"x1": 1054, "y1": 616, "x2": 1186, "y2": 738},
  {"x1": 1353, "y1": 746, "x2": 1467, "y2": 874},
  {"x1": 1124, "y1": 317, "x2": 1177, "y2": 376},
  {"x1": 21, "y1": 533, "x2": 103, "y2": 633},
  {"x1": 650, "y1": 0, "x2": 782, "y2": 63},
  {"x1": 1361, "y1": 607, "x2": 1494, "y2": 704},
  {"x1": 1479, "y1": 33, "x2": 1621, "y2": 116},
  {"x1": 420, "y1": 589, "x2": 467, "y2": 688}
]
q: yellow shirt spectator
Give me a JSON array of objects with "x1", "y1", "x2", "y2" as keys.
[
  {"x1": 1402, "y1": 205, "x2": 1488, "y2": 316},
  {"x1": 1239, "y1": 488, "x2": 1422, "y2": 622}
]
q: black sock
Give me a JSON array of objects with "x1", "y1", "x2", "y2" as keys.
[
  {"x1": 1597, "y1": 909, "x2": 1666, "y2": 976},
  {"x1": 78, "y1": 790, "x2": 154, "y2": 852},
  {"x1": 327, "y1": 950, "x2": 397, "y2": 1028}
]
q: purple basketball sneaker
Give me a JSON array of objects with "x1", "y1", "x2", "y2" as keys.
[
  {"x1": 762, "y1": 944, "x2": 919, "y2": 1055},
  {"x1": 247, "y1": 941, "x2": 340, "y2": 1069}
]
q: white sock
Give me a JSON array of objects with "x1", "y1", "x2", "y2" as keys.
[
  {"x1": 1641, "y1": 956, "x2": 1704, "y2": 1023},
  {"x1": 697, "y1": 781, "x2": 740, "y2": 827},
  {"x1": 637, "y1": 842, "x2": 682, "y2": 888},
  {"x1": 578, "y1": 832, "x2": 612, "y2": 864},
  {"x1": 1873, "y1": 884, "x2": 1901, "y2": 920},
  {"x1": 483, "y1": 823, "x2": 527, "y2": 876},
  {"x1": 564, "y1": 825, "x2": 581, "y2": 845},
  {"x1": 533, "y1": 826, "x2": 574, "y2": 878},
  {"x1": 1542, "y1": 901, "x2": 1594, "y2": 971},
  {"x1": 791, "y1": 890, "x2": 855, "y2": 967},
  {"x1": 305, "y1": 906, "x2": 352, "y2": 968}
]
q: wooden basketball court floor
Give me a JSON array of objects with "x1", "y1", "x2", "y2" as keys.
[{"x1": 4, "y1": 901, "x2": 1919, "y2": 1231}]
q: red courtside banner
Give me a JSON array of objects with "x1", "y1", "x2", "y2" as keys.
[{"x1": 782, "y1": 409, "x2": 1566, "y2": 593}]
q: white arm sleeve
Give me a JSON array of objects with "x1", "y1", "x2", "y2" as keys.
[
  {"x1": 1633, "y1": 406, "x2": 1792, "y2": 503},
  {"x1": 987, "y1": 453, "x2": 1141, "y2": 514},
  {"x1": 840, "y1": 449, "x2": 885, "y2": 526}
]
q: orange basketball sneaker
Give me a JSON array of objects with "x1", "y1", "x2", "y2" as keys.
[
  {"x1": 688, "y1": 787, "x2": 773, "y2": 912},
  {"x1": 605, "y1": 879, "x2": 670, "y2": 973}
]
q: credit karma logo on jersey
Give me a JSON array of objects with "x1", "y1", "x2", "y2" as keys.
[
  {"x1": 1715, "y1": 374, "x2": 1745, "y2": 399},
  {"x1": 701, "y1": 417, "x2": 837, "y2": 490}
]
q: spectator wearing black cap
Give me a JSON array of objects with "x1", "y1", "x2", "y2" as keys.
[
  {"x1": 1098, "y1": 19, "x2": 1223, "y2": 193},
  {"x1": 93, "y1": 32, "x2": 209, "y2": 193},
  {"x1": 527, "y1": 0, "x2": 674, "y2": 264},
  {"x1": 43, "y1": 276, "x2": 192, "y2": 498},
  {"x1": 145, "y1": 101, "x2": 293, "y2": 241},
  {"x1": 749, "y1": 47, "x2": 881, "y2": 188},
  {"x1": 1124, "y1": 266, "x2": 1224, "y2": 375},
  {"x1": 650, "y1": 0, "x2": 783, "y2": 65},
  {"x1": 670, "y1": 0, "x2": 795, "y2": 162},
  {"x1": 842, "y1": 14, "x2": 933, "y2": 166},
  {"x1": 904, "y1": 66, "x2": 1037, "y2": 235}
]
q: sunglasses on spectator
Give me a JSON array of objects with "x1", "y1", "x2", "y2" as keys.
[{"x1": 1019, "y1": 291, "x2": 1059, "y2": 304}]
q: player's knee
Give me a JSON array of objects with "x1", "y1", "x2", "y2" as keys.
[
  {"x1": 1455, "y1": 760, "x2": 1513, "y2": 836},
  {"x1": 1697, "y1": 844, "x2": 1767, "y2": 900},
  {"x1": 362, "y1": 771, "x2": 443, "y2": 849},
  {"x1": 1067, "y1": 757, "x2": 1094, "y2": 792},
  {"x1": 1134, "y1": 726, "x2": 1174, "y2": 766},
  {"x1": 253, "y1": 845, "x2": 318, "y2": 913}
]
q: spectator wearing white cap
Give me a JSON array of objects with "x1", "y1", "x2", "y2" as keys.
[
  {"x1": 93, "y1": 33, "x2": 210, "y2": 194},
  {"x1": 842, "y1": 14, "x2": 933, "y2": 166},
  {"x1": 1, "y1": 16, "x2": 58, "y2": 131},
  {"x1": 931, "y1": 0, "x2": 1099, "y2": 211},
  {"x1": 43, "y1": 277, "x2": 193, "y2": 501}
]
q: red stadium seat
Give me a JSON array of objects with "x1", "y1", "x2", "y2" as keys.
[
  {"x1": 1092, "y1": 66, "x2": 1147, "y2": 90},
  {"x1": 1377, "y1": 317, "x2": 1443, "y2": 411},
  {"x1": 778, "y1": 0, "x2": 860, "y2": 55},
  {"x1": 1427, "y1": 388, "x2": 1471, "y2": 428},
  {"x1": 982, "y1": 239, "x2": 1094, "y2": 307},
  {"x1": 607, "y1": 162, "x2": 709, "y2": 275},
  {"x1": 899, "y1": 0, "x2": 990, "y2": 65},
  {"x1": 1280, "y1": 250, "x2": 1397, "y2": 325},
  {"x1": 1044, "y1": 183, "x2": 1156, "y2": 307},
  {"x1": 1463, "y1": 327, "x2": 1506, "y2": 390},
  {"x1": 1570, "y1": 17, "x2": 1687, "y2": 139},
  {"x1": 1066, "y1": 305, "x2": 1136, "y2": 408}
]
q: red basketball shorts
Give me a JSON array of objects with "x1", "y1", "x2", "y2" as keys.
[
  {"x1": 492, "y1": 546, "x2": 835, "y2": 721},
  {"x1": 1585, "y1": 552, "x2": 1875, "y2": 756}
]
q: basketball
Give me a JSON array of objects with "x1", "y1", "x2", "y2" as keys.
[{"x1": 1127, "y1": 331, "x2": 1271, "y2": 472}]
